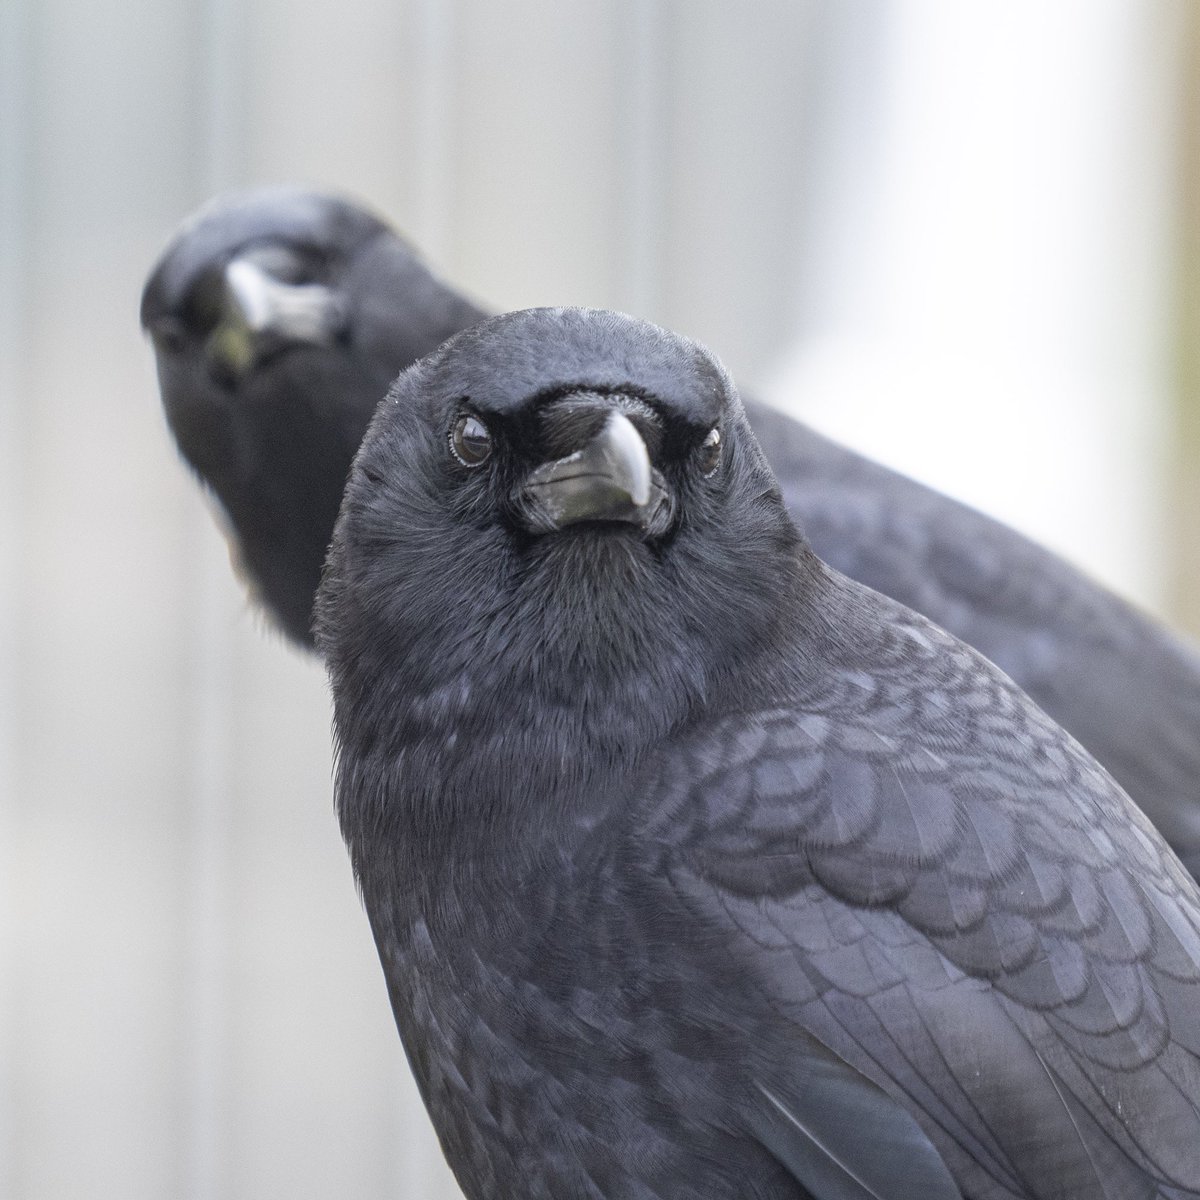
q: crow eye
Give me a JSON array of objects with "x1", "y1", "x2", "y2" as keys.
[
  {"x1": 698, "y1": 426, "x2": 721, "y2": 476},
  {"x1": 450, "y1": 414, "x2": 492, "y2": 467},
  {"x1": 150, "y1": 316, "x2": 189, "y2": 355}
]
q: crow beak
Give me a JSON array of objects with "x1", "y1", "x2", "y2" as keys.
[
  {"x1": 522, "y1": 410, "x2": 665, "y2": 531},
  {"x1": 207, "y1": 257, "x2": 345, "y2": 379}
]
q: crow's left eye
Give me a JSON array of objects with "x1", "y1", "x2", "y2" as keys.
[
  {"x1": 698, "y1": 426, "x2": 721, "y2": 476},
  {"x1": 450, "y1": 413, "x2": 493, "y2": 467}
]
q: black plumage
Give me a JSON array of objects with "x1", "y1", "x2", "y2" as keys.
[
  {"x1": 140, "y1": 189, "x2": 1200, "y2": 882},
  {"x1": 140, "y1": 186, "x2": 481, "y2": 642},
  {"x1": 318, "y1": 307, "x2": 1200, "y2": 1199}
]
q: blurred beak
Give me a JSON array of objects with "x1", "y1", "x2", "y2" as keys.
[
  {"x1": 522, "y1": 410, "x2": 665, "y2": 530},
  {"x1": 208, "y1": 258, "x2": 345, "y2": 379}
]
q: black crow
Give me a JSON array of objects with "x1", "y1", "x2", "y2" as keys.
[
  {"x1": 318, "y1": 307, "x2": 1200, "y2": 1199},
  {"x1": 141, "y1": 190, "x2": 1200, "y2": 882},
  {"x1": 139, "y1": 186, "x2": 482, "y2": 643}
]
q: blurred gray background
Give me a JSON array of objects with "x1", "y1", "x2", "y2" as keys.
[{"x1": 2, "y1": 2, "x2": 1198, "y2": 1198}]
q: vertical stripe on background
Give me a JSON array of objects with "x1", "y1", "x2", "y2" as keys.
[
  {"x1": 615, "y1": 0, "x2": 666, "y2": 321},
  {"x1": 1168, "y1": 0, "x2": 1200, "y2": 636},
  {"x1": 0, "y1": 0, "x2": 32, "y2": 1193},
  {"x1": 410, "y1": 0, "x2": 457, "y2": 265}
]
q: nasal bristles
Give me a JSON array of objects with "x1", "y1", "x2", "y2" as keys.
[{"x1": 537, "y1": 392, "x2": 663, "y2": 461}]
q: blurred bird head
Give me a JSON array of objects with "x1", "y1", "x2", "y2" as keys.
[
  {"x1": 140, "y1": 186, "x2": 485, "y2": 644},
  {"x1": 140, "y1": 186, "x2": 381, "y2": 386},
  {"x1": 319, "y1": 307, "x2": 807, "y2": 763}
]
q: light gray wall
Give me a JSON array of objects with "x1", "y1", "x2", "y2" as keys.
[{"x1": 0, "y1": 3, "x2": 1189, "y2": 1199}]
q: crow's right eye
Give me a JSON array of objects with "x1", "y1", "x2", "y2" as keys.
[
  {"x1": 450, "y1": 414, "x2": 492, "y2": 467},
  {"x1": 697, "y1": 426, "x2": 721, "y2": 476},
  {"x1": 150, "y1": 316, "x2": 189, "y2": 355}
]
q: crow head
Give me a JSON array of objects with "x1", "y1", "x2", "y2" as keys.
[
  {"x1": 140, "y1": 187, "x2": 484, "y2": 644},
  {"x1": 140, "y1": 187, "x2": 377, "y2": 391},
  {"x1": 319, "y1": 308, "x2": 810, "y2": 827}
]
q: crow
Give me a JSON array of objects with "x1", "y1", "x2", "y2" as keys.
[
  {"x1": 139, "y1": 186, "x2": 482, "y2": 643},
  {"x1": 141, "y1": 189, "x2": 1200, "y2": 882},
  {"x1": 318, "y1": 307, "x2": 1200, "y2": 1199}
]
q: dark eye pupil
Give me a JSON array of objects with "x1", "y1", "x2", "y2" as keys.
[
  {"x1": 451, "y1": 414, "x2": 492, "y2": 466},
  {"x1": 699, "y1": 427, "x2": 721, "y2": 475}
]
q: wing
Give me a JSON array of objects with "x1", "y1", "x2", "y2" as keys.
[
  {"x1": 641, "y1": 575, "x2": 1200, "y2": 1198},
  {"x1": 744, "y1": 399, "x2": 1200, "y2": 881},
  {"x1": 746, "y1": 1028, "x2": 962, "y2": 1200}
]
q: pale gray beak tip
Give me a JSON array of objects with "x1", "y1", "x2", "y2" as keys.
[{"x1": 601, "y1": 411, "x2": 652, "y2": 508}]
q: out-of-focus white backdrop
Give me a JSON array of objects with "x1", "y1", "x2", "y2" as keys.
[{"x1": 1, "y1": 3, "x2": 1196, "y2": 1199}]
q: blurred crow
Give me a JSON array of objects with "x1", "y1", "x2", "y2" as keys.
[
  {"x1": 319, "y1": 307, "x2": 1200, "y2": 1199},
  {"x1": 139, "y1": 187, "x2": 482, "y2": 643},
  {"x1": 142, "y1": 189, "x2": 1200, "y2": 881}
]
